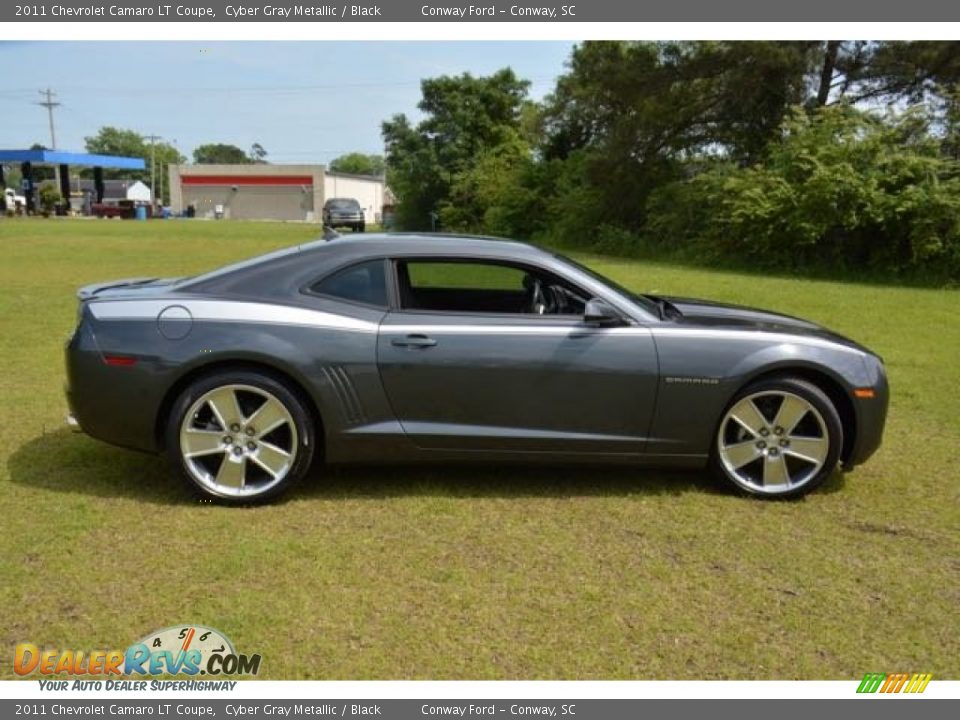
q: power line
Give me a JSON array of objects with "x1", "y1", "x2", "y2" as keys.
[{"x1": 3, "y1": 74, "x2": 561, "y2": 98}]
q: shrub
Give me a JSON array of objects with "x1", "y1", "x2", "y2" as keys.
[
  {"x1": 38, "y1": 184, "x2": 61, "y2": 217},
  {"x1": 645, "y1": 105, "x2": 960, "y2": 278}
]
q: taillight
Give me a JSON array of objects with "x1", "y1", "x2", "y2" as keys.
[{"x1": 103, "y1": 355, "x2": 138, "y2": 367}]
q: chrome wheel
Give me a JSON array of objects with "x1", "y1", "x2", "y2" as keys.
[
  {"x1": 179, "y1": 383, "x2": 298, "y2": 498},
  {"x1": 717, "y1": 390, "x2": 830, "y2": 495}
]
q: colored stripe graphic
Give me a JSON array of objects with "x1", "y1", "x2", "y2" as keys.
[
  {"x1": 857, "y1": 673, "x2": 886, "y2": 693},
  {"x1": 905, "y1": 674, "x2": 933, "y2": 693},
  {"x1": 857, "y1": 672, "x2": 932, "y2": 694}
]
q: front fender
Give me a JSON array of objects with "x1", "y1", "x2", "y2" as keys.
[{"x1": 646, "y1": 331, "x2": 871, "y2": 457}]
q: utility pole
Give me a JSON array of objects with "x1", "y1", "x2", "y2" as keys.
[
  {"x1": 37, "y1": 88, "x2": 60, "y2": 148},
  {"x1": 36, "y1": 88, "x2": 61, "y2": 189},
  {"x1": 144, "y1": 134, "x2": 161, "y2": 206},
  {"x1": 160, "y1": 138, "x2": 177, "y2": 213}
]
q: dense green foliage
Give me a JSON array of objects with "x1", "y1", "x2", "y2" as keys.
[
  {"x1": 644, "y1": 107, "x2": 960, "y2": 275},
  {"x1": 83, "y1": 126, "x2": 184, "y2": 185},
  {"x1": 384, "y1": 41, "x2": 960, "y2": 281},
  {"x1": 192, "y1": 143, "x2": 252, "y2": 164},
  {"x1": 383, "y1": 69, "x2": 531, "y2": 231},
  {"x1": 37, "y1": 184, "x2": 61, "y2": 215},
  {"x1": 329, "y1": 152, "x2": 386, "y2": 177}
]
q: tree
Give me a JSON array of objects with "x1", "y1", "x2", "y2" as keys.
[
  {"x1": 844, "y1": 42, "x2": 960, "y2": 104},
  {"x1": 382, "y1": 69, "x2": 531, "y2": 230},
  {"x1": 644, "y1": 104, "x2": 960, "y2": 276},
  {"x1": 249, "y1": 143, "x2": 268, "y2": 163},
  {"x1": 534, "y1": 42, "x2": 819, "y2": 241},
  {"x1": 38, "y1": 183, "x2": 61, "y2": 216},
  {"x1": 193, "y1": 143, "x2": 251, "y2": 164},
  {"x1": 329, "y1": 152, "x2": 385, "y2": 177},
  {"x1": 83, "y1": 127, "x2": 184, "y2": 197}
]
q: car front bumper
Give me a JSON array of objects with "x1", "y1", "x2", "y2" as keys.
[{"x1": 845, "y1": 357, "x2": 890, "y2": 468}]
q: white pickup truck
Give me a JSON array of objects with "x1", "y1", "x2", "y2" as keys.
[{"x1": 3, "y1": 187, "x2": 26, "y2": 211}]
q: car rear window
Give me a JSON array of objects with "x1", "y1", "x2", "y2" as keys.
[{"x1": 310, "y1": 260, "x2": 387, "y2": 307}]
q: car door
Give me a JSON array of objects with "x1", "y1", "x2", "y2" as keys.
[{"x1": 376, "y1": 258, "x2": 659, "y2": 454}]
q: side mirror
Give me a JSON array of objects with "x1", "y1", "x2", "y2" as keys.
[{"x1": 584, "y1": 298, "x2": 622, "y2": 326}]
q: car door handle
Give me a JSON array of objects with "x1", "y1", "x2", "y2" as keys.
[{"x1": 391, "y1": 334, "x2": 437, "y2": 349}]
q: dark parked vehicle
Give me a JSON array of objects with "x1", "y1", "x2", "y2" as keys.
[
  {"x1": 65, "y1": 234, "x2": 888, "y2": 503},
  {"x1": 323, "y1": 197, "x2": 365, "y2": 232}
]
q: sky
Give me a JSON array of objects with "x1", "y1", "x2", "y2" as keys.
[{"x1": 0, "y1": 41, "x2": 576, "y2": 164}]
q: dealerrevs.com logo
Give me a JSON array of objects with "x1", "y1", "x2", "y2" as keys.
[{"x1": 14, "y1": 625, "x2": 261, "y2": 677}]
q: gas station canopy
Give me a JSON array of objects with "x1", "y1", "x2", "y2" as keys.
[
  {"x1": 0, "y1": 149, "x2": 145, "y2": 170},
  {"x1": 0, "y1": 148, "x2": 146, "y2": 213}
]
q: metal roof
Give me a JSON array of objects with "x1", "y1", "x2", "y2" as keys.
[{"x1": 0, "y1": 149, "x2": 145, "y2": 169}]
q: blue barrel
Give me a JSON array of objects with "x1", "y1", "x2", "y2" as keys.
[{"x1": 134, "y1": 205, "x2": 147, "y2": 221}]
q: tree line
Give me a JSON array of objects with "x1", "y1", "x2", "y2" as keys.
[{"x1": 382, "y1": 41, "x2": 960, "y2": 280}]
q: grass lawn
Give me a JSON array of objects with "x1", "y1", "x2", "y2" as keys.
[{"x1": 0, "y1": 217, "x2": 957, "y2": 680}]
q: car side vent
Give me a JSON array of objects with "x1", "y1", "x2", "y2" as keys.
[{"x1": 320, "y1": 365, "x2": 366, "y2": 426}]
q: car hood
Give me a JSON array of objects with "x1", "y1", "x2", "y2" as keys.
[
  {"x1": 661, "y1": 295, "x2": 870, "y2": 353},
  {"x1": 77, "y1": 277, "x2": 184, "y2": 301}
]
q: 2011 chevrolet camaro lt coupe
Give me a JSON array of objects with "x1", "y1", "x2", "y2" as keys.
[{"x1": 65, "y1": 234, "x2": 888, "y2": 503}]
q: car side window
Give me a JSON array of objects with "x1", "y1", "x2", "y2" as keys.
[
  {"x1": 310, "y1": 259, "x2": 388, "y2": 308},
  {"x1": 396, "y1": 259, "x2": 588, "y2": 316}
]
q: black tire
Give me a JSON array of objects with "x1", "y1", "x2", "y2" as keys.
[
  {"x1": 710, "y1": 376, "x2": 843, "y2": 499},
  {"x1": 165, "y1": 369, "x2": 316, "y2": 505},
  {"x1": 356, "y1": 223, "x2": 365, "y2": 233}
]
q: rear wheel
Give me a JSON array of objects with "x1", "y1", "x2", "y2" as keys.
[
  {"x1": 712, "y1": 377, "x2": 842, "y2": 498},
  {"x1": 166, "y1": 370, "x2": 315, "y2": 504}
]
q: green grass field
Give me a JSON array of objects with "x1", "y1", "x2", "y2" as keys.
[{"x1": 0, "y1": 218, "x2": 957, "y2": 680}]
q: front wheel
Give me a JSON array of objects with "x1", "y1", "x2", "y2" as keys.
[
  {"x1": 166, "y1": 370, "x2": 316, "y2": 504},
  {"x1": 711, "y1": 377, "x2": 842, "y2": 498}
]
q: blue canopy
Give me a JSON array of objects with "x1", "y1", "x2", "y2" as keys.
[{"x1": 0, "y1": 149, "x2": 145, "y2": 170}]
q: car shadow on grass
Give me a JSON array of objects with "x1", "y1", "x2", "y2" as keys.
[
  {"x1": 8, "y1": 428, "x2": 845, "y2": 506},
  {"x1": 7, "y1": 428, "x2": 188, "y2": 506}
]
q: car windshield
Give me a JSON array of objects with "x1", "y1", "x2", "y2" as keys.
[
  {"x1": 327, "y1": 199, "x2": 360, "y2": 209},
  {"x1": 553, "y1": 252, "x2": 659, "y2": 315}
]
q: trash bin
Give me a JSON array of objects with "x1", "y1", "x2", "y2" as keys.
[{"x1": 134, "y1": 205, "x2": 147, "y2": 221}]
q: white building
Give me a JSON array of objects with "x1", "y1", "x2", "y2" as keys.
[
  {"x1": 323, "y1": 171, "x2": 387, "y2": 225},
  {"x1": 168, "y1": 164, "x2": 387, "y2": 223},
  {"x1": 76, "y1": 178, "x2": 152, "y2": 202},
  {"x1": 123, "y1": 180, "x2": 152, "y2": 203}
]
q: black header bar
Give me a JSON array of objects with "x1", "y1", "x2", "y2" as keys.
[{"x1": 6, "y1": 0, "x2": 960, "y2": 22}]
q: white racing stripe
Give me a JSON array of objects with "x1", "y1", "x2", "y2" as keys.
[
  {"x1": 652, "y1": 327, "x2": 867, "y2": 356},
  {"x1": 88, "y1": 299, "x2": 865, "y2": 355},
  {"x1": 387, "y1": 324, "x2": 649, "y2": 336},
  {"x1": 88, "y1": 299, "x2": 378, "y2": 333},
  {"x1": 385, "y1": 323, "x2": 865, "y2": 354}
]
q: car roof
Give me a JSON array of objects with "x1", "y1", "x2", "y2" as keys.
[
  {"x1": 307, "y1": 232, "x2": 549, "y2": 261},
  {"x1": 180, "y1": 232, "x2": 555, "y2": 295}
]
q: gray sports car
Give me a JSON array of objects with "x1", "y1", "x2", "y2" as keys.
[{"x1": 65, "y1": 233, "x2": 888, "y2": 503}]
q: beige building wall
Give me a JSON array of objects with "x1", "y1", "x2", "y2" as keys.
[{"x1": 168, "y1": 164, "x2": 325, "y2": 221}]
